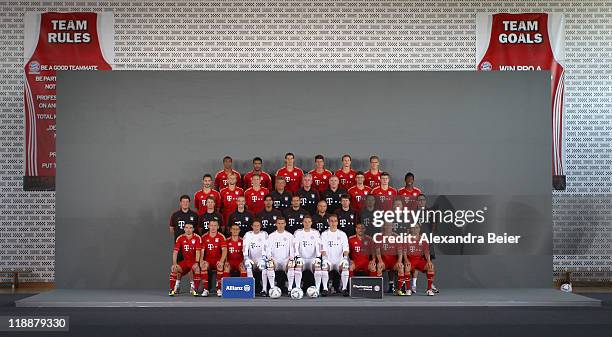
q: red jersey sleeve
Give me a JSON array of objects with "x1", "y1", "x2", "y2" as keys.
[{"x1": 173, "y1": 236, "x2": 181, "y2": 251}]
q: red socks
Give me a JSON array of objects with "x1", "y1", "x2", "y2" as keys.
[
  {"x1": 216, "y1": 270, "x2": 223, "y2": 289},
  {"x1": 427, "y1": 271, "x2": 434, "y2": 290},
  {"x1": 169, "y1": 271, "x2": 177, "y2": 290},
  {"x1": 201, "y1": 270, "x2": 209, "y2": 290}
]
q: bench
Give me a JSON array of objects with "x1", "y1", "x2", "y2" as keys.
[{"x1": 0, "y1": 270, "x2": 33, "y2": 289}]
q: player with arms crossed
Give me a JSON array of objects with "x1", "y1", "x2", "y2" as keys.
[
  {"x1": 199, "y1": 220, "x2": 227, "y2": 297},
  {"x1": 243, "y1": 220, "x2": 270, "y2": 296},
  {"x1": 404, "y1": 224, "x2": 436, "y2": 296},
  {"x1": 265, "y1": 217, "x2": 295, "y2": 295},
  {"x1": 169, "y1": 223, "x2": 201, "y2": 296},
  {"x1": 223, "y1": 224, "x2": 248, "y2": 287},
  {"x1": 320, "y1": 214, "x2": 351, "y2": 297},
  {"x1": 376, "y1": 222, "x2": 407, "y2": 296},
  {"x1": 348, "y1": 223, "x2": 377, "y2": 278},
  {"x1": 291, "y1": 215, "x2": 323, "y2": 293}
]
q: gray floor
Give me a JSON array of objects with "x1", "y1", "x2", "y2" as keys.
[{"x1": 15, "y1": 288, "x2": 601, "y2": 307}]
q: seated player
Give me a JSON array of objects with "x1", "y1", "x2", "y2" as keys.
[
  {"x1": 375, "y1": 222, "x2": 407, "y2": 296},
  {"x1": 320, "y1": 214, "x2": 350, "y2": 297},
  {"x1": 243, "y1": 220, "x2": 269, "y2": 296},
  {"x1": 404, "y1": 224, "x2": 436, "y2": 296},
  {"x1": 411, "y1": 194, "x2": 439, "y2": 293},
  {"x1": 224, "y1": 224, "x2": 247, "y2": 284},
  {"x1": 291, "y1": 215, "x2": 323, "y2": 292},
  {"x1": 335, "y1": 194, "x2": 357, "y2": 236},
  {"x1": 199, "y1": 220, "x2": 227, "y2": 297},
  {"x1": 283, "y1": 195, "x2": 309, "y2": 234},
  {"x1": 348, "y1": 223, "x2": 377, "y2": 278},
  {"x1": 265, "y1": 217, "x2": 295, "y2": 295},
  {"x1": 311, "y1": 200, "x2": 330, "y2": 232},
  {"x1": 198, "y1": 196, "x2": 223, "y2": 235},
  {"x1": 169, "y1": 223, "x2": 201, "y2": 296},
  {"x1": 227, "y1": 196, "x2": 254, "y2": 237}
]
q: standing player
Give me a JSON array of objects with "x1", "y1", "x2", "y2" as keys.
[
  {"x1": 243, "y1": 157, "x2": 273, "y2": 190},
  {"x1": 198, "y1": 196, "x2": 223, "y2": 235},
  {"x1": 275, "y1": 152, "x2": 304, "y2": 194},
  {"x1": 404, "y1": 224, "x2": 436, "y2": 296},
  {"x1": 265, "y1": 217, "x2": 295, "y2": 294},
  {"x1": 321, "y1": 176, "x2": 348, "y2": 213},
  {"x1": 348, "y1": 171, "x2": 371, "y2": 213},
  {"x1": 311, "y1": 200, "x2": 331, "y2": 232},
  {"x1": 398, "y1": 172, "x2": 423, "y2": 210},
  {"x1": 360, "y1": 195, "x2": 378, "y2": 237},
  {"x1": 243, "y1": 220, "x2": 269, "y2": 296},
  {"x1": 348, "y1": 223, "x2": 377, "y2": 278},
  {"x1": 371, "y1": 172, "x2": 397, "y2": 210},
  {"x1": 335, "y1": 154, "x2": 357, "y2": 190},
  {"x1": 224, "y1": 224, "x2": 248, "y2": 282},
  {"x1": 296, "y1": 174, "x2": 320, "y2": 215},
  {"x1": 199, "y1": 220, "x2": 227, "y2": 297},
  {"x1": 283, "y1": 195, "x2": 309, "y2": 234},
  {"x1": 363, "y1": 155, "x2": 382, "y2": 189},
  {"x1": 309, "y1": 154, "x2": 333, "y2": 194},
  {"x1": 169, "y1": 195, "x2": 199, "y2": 239},
  {"x1": 291, "y1": 215, "x2": 323, "y2": 292},
  {"x1": 226, "y1": 196, "x2": 254, "y2": 237},
  {"x1": 219, "y1": 173, "x2": 245, "y2": 224},
  {"x1": 270, "y1": 176, "x2": 292, "y2": 211},
  {"x1": 169, "y1": 223, "x2": 201, "y2": 296},
  {"x1": 376, "y1": 222, "x2": 407, "y2": 296},
  {"x1": 214, "y1": 156, "x2": 242, "y2": 189},
  {"x1": 320, "y1": 214, "x2": 350, "y2": 297},
  {"x1": 244, "y1": 173, "x2": 269, "y2": 214},
  {"x1": 256, "y1": 195, "x2": 283, "y2": 234},
  {"x1": 194, "y1": 174, "x2": 222, "y2": 215},
  {"x1": 335, "y1": 194, "x2": 358, "y2": 237}
]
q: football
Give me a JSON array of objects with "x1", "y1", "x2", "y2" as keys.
[
  {"x1": 290, "y1": 287, "x2": 304, "y2": 300},
  {"x1": 269, "y1": 286, "x2": 282, "y2": 299},
  {"x1": 306, "y1": 286, "x2": 319, "y2": 298}
]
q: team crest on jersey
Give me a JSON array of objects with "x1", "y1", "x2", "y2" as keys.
[
  {"x1": 293, "y1": 172, "x2": 297, "y2": 176},
  {"x1": 311, "y1": 194, "x2": 315, "y2": 198},
  {"x1": 273, "y1": 216, "x2": 277, "y2": 220},
  {"x1": 350, "y1": 214, "x2": 354, "y2": 219},
  {"x1": 191, "y1": 239, "x2": 196, "y2": 244},
  {"x1": 29, "y1": 60, "x2": 40, "y2": 74},
  {"x1": 480, "y1": 61, "x2": 492, "y2": 71},
  {"x1": 245, "y1": 217, "x2": 250, "y2": 221},
  {"x1": 190, "y1": 217, "x2": 194, "y2": 221},
  {"x1": 215, "y1": 238, "x2": 219, "y2": 242},
  {"x1": 299, "y1": 214, "x2": 304, "y2": 218},
  {"x1": 238, "y1": 242, "x2": 242, "y2": 246},
  {"x1": 283, "y1": 237, "x2": 287, "y2": 241}
]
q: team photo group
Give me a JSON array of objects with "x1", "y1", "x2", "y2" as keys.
[{"x1": 168, "y1": 153, "x2": 438, "y2": 299}]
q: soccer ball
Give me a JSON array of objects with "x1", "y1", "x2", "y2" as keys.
[
  {"x1": 560, "y1": 283, "x2": 572, "y2": 293},
  {"x1": 290, "y1": 288, "x2": 304, "y2": 300},
  {"x1": 269, "y1": 286, "x2": 282, "y2": 299},
  {"x1": 306, "y1": 286, "x2": 319, "y2": 298}
]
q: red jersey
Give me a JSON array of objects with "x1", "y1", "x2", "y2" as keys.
[
  {"x1": 335, "y1": 168, "x2": 357, "y2": 190},
  {"x1": 348, "y1": 235, "x2": 373, "y2": 266},
  {"x1": 377, "y1": 238, "x2": 402, "y2": 257},
  {"x1": 276, "y1": 167, "x2": 304, "y2": 194},
  {"x1": 405, "y1": 239, "x2": 429, "y2": 259},
  {"x1": 226, "y1": 237, "x2": 244, "y2": 263},
  {"x1": 309, "y1": 169, "x2": 333, "y2": 194},
  {"x1": 398, "y1": 187, "x2": 422, "y2": 210},
  {"x1": 363, "y1": 170, "x2": 382, "y2": 189},
  {"x1": 174, "y1": 233, "x2": 202, "y2": 263},
  {"x1": 347, "y1": 185, "x2": 371, "y2": 212},
  {"x1": 244, "y1": 186, "x2": 269, "y2": 214},
  {"x1": 214, "y1": 169, "x2": 243, "y2": 190},
  {"x1": 201, "y1": 233, "x2": 226, "y2": 261},
  {"x1": 194, "y1": 188, "x2": 222, "y2": 215},
  {"x1": 219, "y1": 186, "x2": 245, "y2": 222},
  {"x1": 243, "y1": 170, "x2": 273, "y2": 190},
  {"x1": 371, "y1": 186, "x2": 398, "y2": 210}
]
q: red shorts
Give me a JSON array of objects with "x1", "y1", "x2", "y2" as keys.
[
  {"x1": 205, "y1": 258, "x2": 221, "y2": 270},
  {"x1": 408, "y1": 257, "x2": 427, "y2": 272},
  {"x1": 178, "y1": 260, "x2": 196, "y2": 276},
  {"x1": 227, "y1": 259, "x2": 243, "y2": 271},
  {"x1": 381, "y1": 255, "x2": 399, "y2": 270},
  {"x1": 353, "y1": 259, "x2": 371, "y2": 271}
]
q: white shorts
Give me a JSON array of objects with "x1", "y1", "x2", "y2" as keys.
[
  {"x1": 326, "y1": 258, "x2": 346, "y2": 272},
  {"x1": 271, "y1": 257, "x2": 289, "y2": 272},
  {"x1": 301, "y1": 258, "x2": 318, "y2": 272}
]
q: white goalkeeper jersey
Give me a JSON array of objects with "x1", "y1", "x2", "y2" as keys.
[
  {"x1": 321, "y1": 229, "x2": 349, "y2": 262},
  {"x1": 243, "y1": 230, "x2": 268, "y2": 260},
  {"x1": 293, "y1": 228, "x2": 321, "y2": 259},
  {"x1": 266, "y1": 230, "x2": 294, "y2": 261}
]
